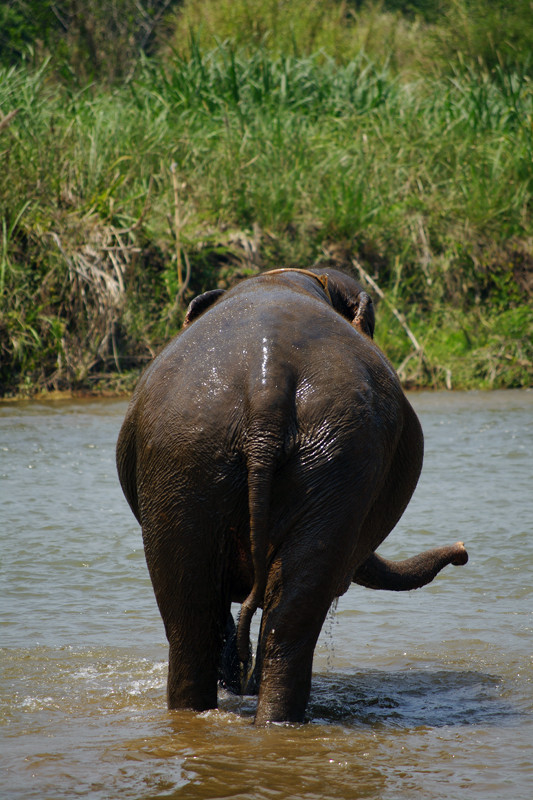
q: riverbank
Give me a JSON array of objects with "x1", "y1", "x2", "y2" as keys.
[{"x1": 1, "y1": 1, "x2": 532, "y2": 397}]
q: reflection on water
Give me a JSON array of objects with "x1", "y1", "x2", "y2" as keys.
[{"x1": 1, "y1": 390, "x2": 532, "y2": 799}]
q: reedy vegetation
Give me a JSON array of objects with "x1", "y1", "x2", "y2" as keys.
[{"x1": 0, "y1": 0, "x2": 532, "y2": 395}]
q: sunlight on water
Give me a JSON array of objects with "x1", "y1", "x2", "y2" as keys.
[{"x1": 1, "y1": 390, "x2": 532, "y2": 799}]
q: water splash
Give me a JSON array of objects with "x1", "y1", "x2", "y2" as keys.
[{"x1": 321, "y1": 598, "x2": 339, "y2": 672}]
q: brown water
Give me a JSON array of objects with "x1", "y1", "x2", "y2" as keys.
[{"x1": 1, "y1": 390, "x2": 532, "y2": 799}]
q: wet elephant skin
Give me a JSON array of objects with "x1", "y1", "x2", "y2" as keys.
[{"x1": 116, "y1": 268, "x2": 467, "y2": 725}]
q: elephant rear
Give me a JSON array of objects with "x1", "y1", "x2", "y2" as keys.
[{"x1": 114, "y1": 267, "x2": 459, "y2": 725}]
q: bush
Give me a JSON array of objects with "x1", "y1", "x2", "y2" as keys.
[{"x1": 0, "y1": 0, "x2": 182, "y2": 81}]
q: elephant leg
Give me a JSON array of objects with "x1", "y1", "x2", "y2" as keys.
[
  {"x1": 254, "y1": 534, "x2": 348, "y2": 725},
  {"x1": 165, "y1": 576, "x2": 229, "y2": 711},
  {"x1": 141, "y1": 516, "x2": 229, "y2": 712}
]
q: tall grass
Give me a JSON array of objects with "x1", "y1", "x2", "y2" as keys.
[
  {"x1": 1, "y1": 31, "x2": 532, "y2": 394},
  {"x1": 167, "y1": 0, "x2": 435, "y2": 75},
  {"x1": 169, "y1": 0, "x2": 533, "y2": 76}
]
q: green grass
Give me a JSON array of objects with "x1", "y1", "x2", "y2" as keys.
[
  {"x1": 0, "y1": 11, "x2": 532, "y2": 395},
  {"x1": 169, "y1": 0, "x2": 533, "y2": 76}
]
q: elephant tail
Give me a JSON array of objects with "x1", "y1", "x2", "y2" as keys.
[{"x1": 236, "y1": 453, "x2": 275, "y2": 664}]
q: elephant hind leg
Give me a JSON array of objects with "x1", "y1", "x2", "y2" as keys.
[
  {"x1": 255, "y1": 577, "x2": 338, "y2": 724},
  {"x1": 165, "y1": 584, "x2": 229, "y2": 711},
  {"x1": 141, "y1": 516, "x2": 230, "y2": 712},
  {"x1": 254, "y1": 520, "x2": 357, "y2": 724},
  {"x1": 166, "y1": 622, "x2": 221, "y2": 711}
]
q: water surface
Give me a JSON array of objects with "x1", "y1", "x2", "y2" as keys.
[{"x1": 1, "y1": 390, "x2": 532, "y2": 799}]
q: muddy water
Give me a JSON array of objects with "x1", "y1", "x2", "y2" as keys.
[{"x1": 1, "y1": 390, "x2": 532, "y2": 799}]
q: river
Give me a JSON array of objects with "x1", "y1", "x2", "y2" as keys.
[{"x1": 1, "y1": 390, "x2": 532, "y2": 799}]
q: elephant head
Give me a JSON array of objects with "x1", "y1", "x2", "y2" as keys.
[{"x1": 182, "y1": 267, "x2": 375, "y2": 339}]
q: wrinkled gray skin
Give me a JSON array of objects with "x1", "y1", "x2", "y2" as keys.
[{"x1": 116, "y1": 268, "x2": 468, "y2": 725}]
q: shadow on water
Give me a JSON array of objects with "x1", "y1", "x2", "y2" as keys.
[{"x1": 306, "y1": 668, "x2": 516, "y2": 728}]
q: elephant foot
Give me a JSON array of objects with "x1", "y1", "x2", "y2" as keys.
[{"x1": 352, "y1": 541, "x2": 468, "y2": 591}]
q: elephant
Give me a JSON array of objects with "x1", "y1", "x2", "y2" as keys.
[{"x1": 116, "y1": 267, "x2": 468, "y2": 725}]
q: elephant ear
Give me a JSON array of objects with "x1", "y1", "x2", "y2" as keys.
[
  {"x1": 326, "y1": 279, "x2": 375, "y2": 339},
  {"x1": 311, "y1": 268, "x2": 376, "y2": 339},
  {"x1": 352, "y1": 291, "x2": 375, "y2": 339},
  {"x1": 182, "y1": 289, "x2": 225, "y2": 328}
]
